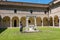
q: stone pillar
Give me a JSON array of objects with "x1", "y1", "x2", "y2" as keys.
[
  {"x1": 19, "y1": 19, "x2": 20, "y2": 28},
  {"x1": 42, "y1": 18, "x2": 43, "y2": 27},
  {"x1": 59, "y1": 17, "x2": 60, "y2": 28},
  {"x1": 34, "y1": 16, "x2": 37, "y2": 29},
  {"x1": 26, "y1": 16, "x2": 29, "y2": 30},
  {"x1": 53, "y1": 17, "x2": 54, "y2": 27},
  {"x1": 48, "y1": 16, "x2": 50, "y2": 27},
  {"x1": 10, "y1": 19, "x2": 12, "y2": 28},
  {"x1": 48, "y1": 10, "x2": 50, "y2": 27}
]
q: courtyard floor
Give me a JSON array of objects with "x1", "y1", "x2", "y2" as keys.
[{"x1": 0, "y1": 27, "x2": 60, "y2": 40}]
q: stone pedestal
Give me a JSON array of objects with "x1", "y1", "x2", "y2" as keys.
[{"x1": 24, "y1": 25, "x2": 39, "y2": 32}]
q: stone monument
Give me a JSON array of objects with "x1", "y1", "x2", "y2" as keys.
[{"x1": 24, "y1": 15, "x2": 39, "y2": 32}]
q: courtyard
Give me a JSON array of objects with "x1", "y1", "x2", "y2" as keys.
[
  {"x1": 0, "y1": 0, "x2": 60, "y2": 40},
  {"x1": 0, "y1": 27, "x2": 60, "y2": 40}
]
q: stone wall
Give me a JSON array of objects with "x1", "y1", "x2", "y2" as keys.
[
  {"x1": 49, "y1": 4, "x2": 60, "y2": 17},
  {"x1": 0, "y1": 8, "x2": 48, "y2": 27}
]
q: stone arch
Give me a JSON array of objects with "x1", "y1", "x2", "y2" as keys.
[
  {"x1": 28, "y1": 17, "x2": 34, "y2": 25},
  {"x1": 36, "y1": 17, "x2": 42, "y2": 26},
  {"x1": 3, "y1": 16, "x2": 10, "y2": 27},
  {"x1": 43, "y1": 17, "x2": 48, "y2": 26},
  {"x1": 12, "y1": 16, "x2": 19, "y2": 27},
  {"x1": 20, "y1": 17, "x2": 26, "y2": 27},
  {"x1": 54, "y1": 15, "x2": 59, "y2": 26},
  {"x1": 49, "y1": 17, "x2": 53, "y2": 26}
]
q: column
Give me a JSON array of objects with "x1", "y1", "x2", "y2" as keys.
[
  {"x1": 48, "y1": 10, "x2": 50, "y2": 27},
  {"x1": 34, "y1": 16, "x2": 37, "y2": 29},
  {"x1": 26, "y1": 16, "x2": 29, "y2": 30},
  {"x1": 42, "y1": 18, "x2": 43, "y2": 27},
  {"x1": 48, "y1": 17, "x2": 50, "y2": 27},
  {"x1": 53, "y1": 17, "x2": 54, "y2": 27},
  {"x1": 59, "y1": 18, "x2": 60, "y2": 28},
  {"x1": 10, "y1": 19, "x2": 12, "y2": 28},
  {"x1": 19, "y1": 19, "x2": 20, "y2": 28}
]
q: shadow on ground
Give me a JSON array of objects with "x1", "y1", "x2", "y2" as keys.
[{"x1": 0, "y1": 28, "x2": 7, "y2": 33}]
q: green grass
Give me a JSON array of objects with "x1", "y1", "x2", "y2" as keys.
[{"x1": 0, "y1": 27, "x2": 60, "y2": 40}]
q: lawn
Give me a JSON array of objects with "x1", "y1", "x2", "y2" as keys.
[{"x1": 0, "y1": 27, "x2": 60, "y2": 40}]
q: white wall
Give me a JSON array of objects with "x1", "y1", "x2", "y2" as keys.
[
  {"x1": 0, "y1": 8, "x2": 48, "y2": 18},
  {"x1": 0, "y1": 10, "x2": 14, "y2": 13},
  {"x1": 51, "y1": 6, "x2": 60, "y2": 14},
  {"x1": 50, "y1": 5, "x2": 60, "y2": 17}
]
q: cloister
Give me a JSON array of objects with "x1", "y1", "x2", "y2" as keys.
[
  {"x1": 0, "y1": 0, "x2": 60, "y2": 28},
  {"x1": 0, "y1": 15, "x2": 59, "y2": 28}
]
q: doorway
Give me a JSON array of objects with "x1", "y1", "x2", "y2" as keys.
[
  {"x1": 14, "y1": 20, "x2": 17, "y2": 27},
  {"x1": 12, "y1": 16, "x2": 19, "y2": 27}
]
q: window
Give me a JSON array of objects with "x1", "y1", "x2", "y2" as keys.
[
  {"x1": 14, "y1": 9, "x2": 17, "y2": 13},
  {"x1": 30, "y1": 10, "x2": 33, "y2": 14},
  {"x1": 44, "y1": 11, "x2": 47, "y2": 14}
]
